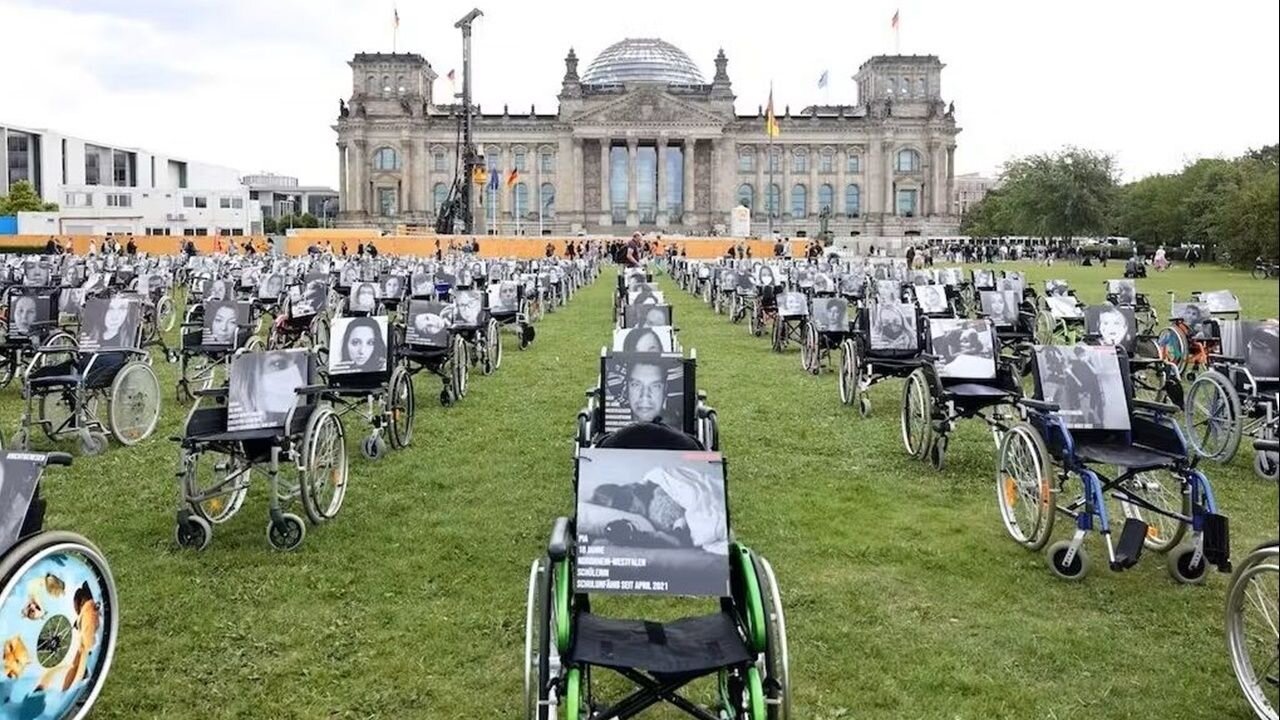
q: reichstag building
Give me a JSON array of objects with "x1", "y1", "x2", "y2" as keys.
[{"x1": 334, "y1": 38, "x2": 961, "y2": 238}]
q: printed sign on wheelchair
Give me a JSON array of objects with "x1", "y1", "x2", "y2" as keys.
[
  {"x1": 1033, "y1": 345, "x2": 1130, "y2": 430},
  {"x1": 5, "y1": 291, "x2": 55, "y2": 340},
  {"x1": 929, "y1": 318, "x2": 996, "y2": 379},
  {"x1": 328, "y1": 316, "x2": 389, "y2": 376},
  {"x1": 1085, "y1": 304, "x2": 1136, "y2": 351},
  {"x1": 226, "y1": 349, "x2": 310, "y2": 431},
  {"x1": 623, "y1": 303, "x2": 672, "y2": 329},
  {"x1": 200, "y1": 301, "x2": 250, "y2": 348},
  {"x1": 405, "y1": 300, "x2": 453, "y2": 348},
  {"x1": 601, "y1": 351, "x2": 688, "y2": 433},
  {"x1": 77, "y1": 297, "x2": 141, "y2": 352},
  {"x1": 612, "y1": 326, "x2": 676, "y2": 353},
  {"x1": 810, "y1": 297, "x2": 849, "y2": 333},
  {"x1": 869, "y1": 302, "x2": 919, "y2": 352}
]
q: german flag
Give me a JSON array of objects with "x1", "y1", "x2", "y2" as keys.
[
  {"x1": 765, "y1": 88, "x2": 781, "y2": 138},
  {"x1": 506, "y1": 168, "x2": 520, "y2": 187}
]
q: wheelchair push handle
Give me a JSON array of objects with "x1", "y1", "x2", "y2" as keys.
[
  {"x1": 548, "y1": 516, "x2": 571, "y2": 562},
  {"x1": 44, "y1": 452, "x2": 74, "y2": 467},
  {"x1": 1254, "y1": 438, "x2": 1279, "y2": 453}
]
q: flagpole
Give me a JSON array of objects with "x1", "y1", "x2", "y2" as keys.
[
  {"x1": 393, "y1": 5, "x2": 399, "y2": 53},
  {"x1": 515, "y1": 181, "x2": 521, "y2": 236},
  {"x1": 767, "y1": 81, "x2": 775, "y2": 237}
]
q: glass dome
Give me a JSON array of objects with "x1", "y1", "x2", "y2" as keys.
[{"x1": 580, "y1": 38, "x2": 706, "y2": 86}]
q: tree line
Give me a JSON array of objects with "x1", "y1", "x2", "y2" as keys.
[{"x1": 961, "y1": 144, "x2": 1278, "y2": 266}]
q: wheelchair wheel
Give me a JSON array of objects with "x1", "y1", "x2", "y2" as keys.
[
  {"x1": 1225, "y1": 542, "x2": 1279, "y2": 720},
  {"x1": 801, "y1": 323, "x2": 819, "y2": 374},
  {"x1": 108, "y1": 361, "x2": 161, "y2": 446},
  {"x1": 0, "y1": 530, "x2": 118, "y2": 720},
  {"x1": 484, "y1": 319, "x2": 501, "y2": 374},
  {"x1": 388, "y1": 367, "x2": 414, "y2": 449},
  {"x1": 182, "y1": 449, "x2": 250, "y2": 524},
  {"x1": 266, "y1": 512, "x2": 307, "y2": 551},
  {"x1": 157, "y1": 294, "x2": 177, "y2": 333},
  {"x1": 996, "y1": 423, "x2": 1055, "y2": 551},
  {"x1": 1254, "y1": 447, "x2": 1279, "y2": 482},
  {"x1": 453, "y1": 336, "x2": 469, "y2": 398},
  {"x1": 770, "y1": 316, "x2": 784, "y2": 352},
  {"x1": 1156, "y1": 326, "x2": 1188, "y2": 375},
  {"x1": 702, "y1": 410, "x2": 720, "y2": 452},
  {"x1": 838, "y1": 339, "x2": 857, "y2": 406},
  {"x1": 301, "y1": 407, "x2": 348, "y2": 524},
  {"x1": 752, "y1": 553, "x2": 791, "y2": 719},
  {"x1": 524, "y1": 556, "x2": 563, "y2": 720},
  {"x1": 1034, "y1": 310, "x2": 1056, "y2": 345},
  {"x1": 1116, "y1": 469, "x2": 1190, "y2": 553},
  {"x1": 1167, "y1": 543, "x2": 1209, "y2": 584},
  {"x1": 79, "y1": 429, "x2": 108, "y2": 457},
  {"x1": 174, "y1": 512, "x2": 212, "y2": 551},
  {"x1": 750, "y1": 306, "x2": 764, "y2": 337},
  {"x1": 1185, "y1": 370, "x2": 1242, "y2": 463},
  {"x1": 900, "y1": 369, "x2": 936, "y2": 460},
  {"x1": 1047, "y1": 539, "x2": 1090, "y2": 581}
]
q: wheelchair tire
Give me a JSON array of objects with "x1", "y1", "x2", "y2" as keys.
[
  {"x1": 900, "y1": 369, "x2": 935, "y2": 460},
  {"x1": 752, "y1": 553, "x2": 791, "y2": 720},
  {"x1": 1156, "y1": 326, "x2": 1189, "y2": 375},
  {"x1": 996, "y1": 423, "x2": 1055, "y2": 551},
  {"x1": 524, "y1": 556, "x2": 562, "y2": 720},
  {"x1": 301, "y1": 407, "x2": 348, "y2": 524},
  {"x1": 1033, "y1": 310, "x2": 1056, "y2": 345},
  {"x1": 802, "y1": 323, "x2": 819, "y2": 374},
  {"x1": 929, "y1": 435, "x2": 948, "y2": 472},
  {"x1": 108, "y1": 361, "x2": 161, "y2": 446},
  {"x1": 770, "y1": 316, "x2": 784, "y2": 352},
  {"x1": 453, "y1": 336, "x2": 469, "y2": 398},
  {"x1": 79, "y1": 430, "x2": 108, "y2": 457},
  {"x1": 1167, "y1": 543, "x2": 1209, "y2": 584},
  {"x1": 1184, "y1": 370, "x2": 1242, "y2": 463},
  {"x1": 1254, "y1": 447, "x2": 1279, "y2": 482},
  {"x1": 483, "y1": 319, "x2": 500, "y2": 375},
  {"x1": 838, "y1": 339, "x2": 857, "y2": 406},
  {"x1": 174, "y1": 513, "x2": 213, "y2": 551},
  {"x1": 267, "y1": 512, "x2": 307, "y2": 551},
  {"x1": 1224, "y1": 542, "x2": 1279, "y2": 720},
  {"x1": 388, "y1": 367, "x2": 414, "y2": 449},
  {"x1": 157, "y1": 295, "x2": 177, "y2": 333},
  {"x1": 0, "y1": 530, "x2": 119, "y2": 720},
  {"x1": 1047, "y1": 540, "x2": 1089, "y2": 581}
]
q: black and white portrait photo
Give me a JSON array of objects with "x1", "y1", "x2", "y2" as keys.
[
  {"x1": 939, "y1": 268, "x2": 963, "y2": 286},
  {"x1": 929, "y1": 318, "x2": 996, "y2": 379},
  {"x1": 869, "y1": 303, "x2": 918, "y2": 351},
  {"x1": 453, "y1": 289, "x2": 483, "y2": 328},
  {"x1": 201, "y1": 301, "x2": 248, "y2": 347},
  {"x1": 734, "y1": 273, "x2": 757, "y2": 294},
  {"x1": 258, "y1": 273, "x2": 284, "y2": 300},
  {"x1": 980, "y1": 290, "x2": 1020, "y2": 326},
  {"x1": 603, "y1": 352, "x2": 685, "y2": 432},
  {"x1": 292, "y1": 279, "x2": 328, "y2": 317},
  {"x1": 227, "y1": 350, "x2": 309, "y2": 431},
  {"x1": 1035, "y1": 345, "x2": 1129, "y2": 431},
  {"x1": 349, "y1": 282, "x2": 380, "y2": 313},
  {"x1": 58, "y1": 288, "x2": 85, "y2": 317},
  {"x1": 1085, "y1": 305, "x2": 1136, "y2": 350},
  {"x1": 328, "y1": 316, "x2": 389, "y2": 375},
  {"x1": 613, "y1": 326, "x2": 675, "y2": 353},
  {"x1": 999, "y1": 272, "x2": 1025, "y2": 294},
  {"x1": 78, "y1": 297, "x2": 140, "y2": 351},
  {"x1": 382, "y1": 274, "x2": 405, "y2": 300},
  {"x1": 811, "y1": 298, "x2": 849, "y2": 333},
  {"x1": 876, "y1": 279, "x2": 902, "y2": 302},
  {"x1": 1046, "y1": 295, "x2": 1083, "y2": 319},
  {"x1": 488, "y1": 281, "x2": 521, "y2": 315},
  {"x1": 1107, "y1": 279, "x2": 1137, "y2": 306},
  {"x1": 205, "y1": 278, "x2": 230, "y2": 302},
  {"x1": 1200, "y1": 290, "x2": 1240, "y2": 314},
  {"x1": 1045, "y1": 279, "x2": 1070, "y2": 297},
  {"x1": 839, "y1": 273, "x2": 866, "y2": 297},
  {"x1": 411, "y1": 271, "x2": 435, "y2": 298},
  {"x1": 778, "y1": 291, "x2": 808, "y2": 317},
  {"x1": 7, "y1": 292, "x2": 50, "y2": 339},
  {"x1": 405, "y1": 300, "x2": 453, "y2": 348},
  {"x1": 629, "y1": 285, "x2": 665, "y2": 306},
  {"x1": 972, "y1": 269, "x2": 995, "y2": 289},
  {"x1": 915, "y1": 285, "x2": 948, "y2": 315},
  {"x1": 625, "y1": 303, "x2": 672, "y2": 329},
  {"x1": 1173, "y1": 302, "x2": 1208, "y2": 329},
  {"x1": 339, "y1": 263, "x2": 359, "y2": 288},
  {"x1": 1242, "y1": 321, "x2": 1279, "y2": 378},
  {"x1": 0, "y1": 453, "x2": 42, "y2": 555},
  {"x1": 575, "y1": 448, "x2": 730, "y2": 597}
]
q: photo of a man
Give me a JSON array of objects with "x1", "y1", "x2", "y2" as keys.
[
  {"x1": 930, "y1": 318, "x2": 996, "y2": 379},
  {"x1": 811, "y1": 298, "x2": 848, "y2": 333},
  {"x1": 603, "y1": 352, "x2": 685, "y2": 432},
  {"x1": 1035, "y1": 345, "x2": 1129, "y2": 430},
  {"x1": 1108, "y1": 280, "x2": 1137, "y2": 307},
  {"x1": 454, "y1": 290, "x2": 483, "y2": 327},
  {"x1": 8, "y1": 294, "x2": 40, "y2": 338},
  {"x1": 489, "y1": 281, "x2": 520, "y2": 314},
  {"x1": 1245, "y1": 321, "x2": 1280, "y2": 378}
]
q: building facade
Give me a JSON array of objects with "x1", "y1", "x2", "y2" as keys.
[
  {"x1": 2, "y1": 122, "x2": 259, "y2": 237},
  {"x1": 242, "y1": 173, "x2": 339, "y2": 224},
  {"x1": 951, "y1": 171, "x2": 998, "y2": 217},
  {"x1": 334, "y1": 39, "x2": 961, "y2": 238}
]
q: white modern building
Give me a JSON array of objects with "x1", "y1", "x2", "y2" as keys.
[
  {"x1": 2, "y1": 122, "x2": 260, "y2": 236},
  {"x1": 241, "y1": 173, "x2": 339, "y2": 224}
]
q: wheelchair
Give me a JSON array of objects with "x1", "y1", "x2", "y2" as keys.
[
  {"x1": 321, "y1": 315, "x2": 414, "y2": 459},
  {"x1": 0, "y1": 289, "x2": 73, "y2": 390},
  {"x1": 1083, "y1": 304, "x2": 1180, "y2": 406},
  {"x1": 615, "y1": 270, "x2": 652, "y2": 326},
  {"x1": 977, "y1": 289, "x2": 1037, "y2": 374},
  {"x1": 801, "y1": 297, "x2": 852, "y2": 375},
  {"x1": 1184, "y1": 319, "x2": 1279, "y2": 480},
  {"x1": 400, "y1": 298, "x2": 469, "y2": 407},
  {"x1": 450, "y1": 288, "x2": 504, "y2": 376},
  {"x1": 267, "y1": 277, "x2": 331, "y2": 355},
  {"x1": 531, "y1": 395, "x2": 786, "y2": 718},
  {"x1": 175, "y1": 300, "x2": 263, "y2": 404},
  {"x1": 902, "y1": 318, "x2": 1022, "y2": 471},
  {"x1": 838, "y1": 302, "x2": 926, "y2": 416},
  {"x1": 1156, "y1": 292, "x2": 1237, "y2": 381},
  {"x1": 1033, "y1": 281, "x2": 1086, "y2": 345},
  {"x1": 0, "y1": 450, "x2": 119, "y2": 720},
  {"x1": 770, "y1": 290, "x2": 809, "y2": 354},
  {"x1": 1223, "y1": 449, "x2": 1278, "y2": 719},
  {"x1": 995, "y1": 344, "x2": 1231, "y2": 582},
  {"x1": 173, "y1": 348, "x2": 348, "y2": 551},
  {"x1": 1104, "y1": 279, "x2": 1158, "y2": 335},
  {"x1": 13, "y1": 297, "x2": 161, "y2": 455}
]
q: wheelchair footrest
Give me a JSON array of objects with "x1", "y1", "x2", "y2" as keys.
[
  {"x1": 1111, "y1": 518, "x2": 1148, "y2": 570},
  {"x1": 1203, "y1": 513, "x2": 1231, "y2": 572}
]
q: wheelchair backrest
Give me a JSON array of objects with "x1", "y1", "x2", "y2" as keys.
[
  {"x1": 1000, "y1": 271, "x2": 1025, "y2": 294},
  {"x1": 913, "y1": 284, "x2": 950, "y2": 316},
  {"x1": 381, "y1": 274, "x2": 406, "y2": 303},
  {"x1": 257, "y1": 273, "x2": 285, "y2": 300},
  {"x1": 0, "y1": 452, "x2": 50, "y2": 556},
  {"x1": 1105, "y1": 279, "x2": 1138, "y2": 306},
  {"x1": 410, "y1": 271, "x2": 436, "y2": 298},
  {"x1": 598, "y1": 351, "x2": 696, "y2": 435},
  {"x1": 778, "y1": 291, "x2": 808, "y2": 318},
  {"x1": 928, "y1": 318, "x2": 997, "y2": 380},
  {"x1": 1044, "y1": 279, "x2": 1071, "y2": 297},
  {"x1": 875, "y1": 279, "x2": 903, "y2": 303},
  {"x1": 628, "y1": 285, "x2": 665, "y2": 305},
  {"x1": 1170, "y1": 302, "x2": 1210, "y2": 333},
  {"x1": 1032, "y1": 345, "x2": 1132, "y2": 431},
  {"x1": 575, "y1": 447, "x2": 730, "y2": 597},
  {"x1": 347, "y1": 281, "x2": 382, "y2": 314},
  {"x1": 227, "y1": 349, "x2": 313, "y2": 432},
  {"x1": 811, "y1": 297, "x2": 849, "y2": 333},
  {"x1": 1045, "y1": 295, "x2": 1083, "y2": 320},
  {"x1": 1219, "y1": 320, "x2": 1280, "y2": 379},
  {"x1": 488, "y1": 281, "x2": 521, "y2": 315},
  {"x1": 623, "y1": 303, "x2": 672, "y2": 329},
  {"x1": 1197, "y1": 290, "x2": 1241, "y2": 316},
  {"x1": 1084, "y1": 304, "x2": 1137, "y2": 354},
  {"x1": 200, "y1": 300, "x2": 253, "y2": 349},
  {"x1": 451, "y1": 289, "x2": 487, "y2": 329},
  {"x1": 938, "y1": 268, "x2": 963, "y2": 286},
  {"x1": 327, "y1": 316, "x2": 391, "y2": 378},
  {"x1": 5, "y1": 290, "x2": 57, "y2": 341},
  {"x1": 405, "y1": 300, "x2": 454, "y2": 349},
  {"x1": 290, "y1": 277, "x2": 329, "y2": 318},
  {"x1": 979, "y1": 290, "x2": 1020, "y2": 327},
  {"x1": 971, "y1": 268, "x2": 995, "y2": 290},
  {"x1": 613, "y1": 326, "x2": 677, "y2": 353},
  {"x1": 77, "y1": 296, "x2": 142, "y2": 352},
  {"x1": 862, "y1": 302, "x2": 921, "y2": 354}
]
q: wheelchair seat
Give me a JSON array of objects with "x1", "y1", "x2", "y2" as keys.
[
  {"x1": 28, "y1": 352, "x2": 129, "y2": 389},
  {"x1": 1075, "y1": 439, "x2": 1182, "y2": 469},
  {"x1": 946, "y1": 382, "x2": 1012, "y2": 398},
  {"x1": 568, "y1": 611, "x2": 752, "y2": 675},
  {"x1": 597, "y1": 421, "x2": 703, "y2": 451}
]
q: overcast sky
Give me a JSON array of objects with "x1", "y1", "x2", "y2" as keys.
[{"x1": 3, "y1": 0, "x2": 1276, "y2": 188}]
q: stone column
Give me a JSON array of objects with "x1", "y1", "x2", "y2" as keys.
[
  {"x1": 708, "y1": 139, "x2": 720, "y2": 229},
  {"x1": 809, "y1": 144, "x2": 820, "y2": 217},
  {"x1": 625, "y1": 138, "x2": 639, "y2": 227},
  {"x1": 683, "y1": 138, "x2": 696, "y2": 226},
  {"x1": 882, "y1": 140, "x2": 895, "y2": 218},
  {"x1": 656, "y1": 136, "x2": 668, "y2": 226},
  {"x1": 781, "y1": 145, "x2": 792, "y2": 221},
  {"x1": 755, "y1": 145, "x2": 765, "y2": 219},
  {"x1": 599, "y1": 139, "x2": 610, "y2": 226},
  {"x1": 946, "y1": 144, "x2": 956, "y2": 218},
  {"x1": 836, "y1": 146, "x2": 847, "y2": 218},
  {"x1": 929, "y1": 142, "x2": 944, "y2": 215},
  {"x1": 401, "y1": 139, "x2": 413, "y2": 215},
  {"x1": 352, "y1": 140, "x2": 366, "y2": 213},
  {"x1": 572, "y1": 138, "x2": 584, "y2": 216},
  {"x1": 337, "y1": 143, "x2": 348, "y2": 213}
]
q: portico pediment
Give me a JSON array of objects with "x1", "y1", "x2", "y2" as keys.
[{"x1": 570, "y1": 87, "x2": 727, "y2": 129}]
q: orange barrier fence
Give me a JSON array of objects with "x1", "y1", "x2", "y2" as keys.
[{"x1": 2, "y1": 234, "x2": 810, "y2": 260}]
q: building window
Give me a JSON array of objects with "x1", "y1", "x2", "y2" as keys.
[
  {"x1": 194, "y1": 227, "x2": 208, "y2": 236},
  {"x1": 820, "y1": 149, "x2": 834, "y2": 174},
  {"x1": 219, "y1": 228, "x2": 233, "y2": 236},
  {"x1": 540, "y1": 182, "x2": 556, "y2": 218},
  {"x1": 64, "y1": 192, "x2": 93, "y2": 208},
  {"x1": 512, "y1": 182, "x2": 529, "y2": 216},
  {"x1": 540, "y1": 151, "x2": 554, "y2": 174},
  {"x1": 738, "y1": 151, "x2": 754, "y2": 173},
  {"x1": 220, "y1": 197, "x2": 231, "y2": 209},
  {"x1": 106, "y1": 193, "x2": 131, "y2": 208},
  {"x1": 736, "y1": 183, "x2": 754, "y2": 211},
  {"x1": 791, "y1": 184, "x2": 807, "y2": 218},
  {"x1": 372, "y1": 147, "x2": 400, "y2": 171},
  {"x1": 818, "y1": 184, "x2": 834, "y2": 214},
  {"x1": 792, "y1": 150, "x2": 808, "y2": 173},
  {"x1": 112, "y1": 149, "x2": 135, "y2": 187},
  {"x1": 513, "y1": 149, "x2": 526, "y2": 172},
  {"x1": 609, "y1": 145, "x2": 628, "y2": 224},
  {"x1": 366, "y1": 75, "x2": 376, "y2": 94},
  {"x1": 433, "y1": 150, "x2": 447, "y2": 172},
  {"x1": 84, "y1": 144, "x2": 105, "y2": 186},
  {"x1": 766, "y1": 184, "x2": 781, "y2": 217},
  {"x1": 432, "y1": 182, "x2": 448, "y2": 212},
  {"x1": 146, "y1": 227, "x2": 169, "y2": 236},
  {"x1": 231, "y1": 228, "x2": 244, "y2": 236},
  {"x1": 61, "y1": 139, "x2": 67, "y2": 184},
  {"x1": 377, "y1": 187, "x2": 397, "y2": 216},
  {"x1": 217, "y1": 197, "x2": 245, "y2": 210},
  {"x1": 847, "y1": 153, "x2": 861, "y2": 174},
  {"x1": 768, "y1": 149, "x2": 781, "y2": 173},
  {"x1": 183, "y1": 228, "x2": 195, "y2": 236},
  {"x1": 845, "y1": 184, "x2": 861, "y2": 216},
  {"x1": 896, "y1": 149, "x2": 922, "y2": 173},
  {"x1": 897, "y1": 188, "x2": 918, "y2": 216},
  {"x1": 183, "y1": 195, "x2": 207, "y2": 209}
]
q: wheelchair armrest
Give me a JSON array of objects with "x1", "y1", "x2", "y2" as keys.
[
  {"x1": 1019, "y1": 398, "x2": 1059, "y2": 413},
  {"x1": 34, "y1": 343, "x2": 77, "y2": 354},
  {"x1": 548, "y1": 516, "x2": 571, "y2": 562},
  {"x1": 180, "y1": 322, "x2": 203, "y2": 330},
  {"x1": 1133, "y1": 398, "x2": 1181, "y2": 416},
  {"x1": 193, "y1": 387, "x2": 229, "y2": 398},
  {"x1": 296, "y1": 384, "x2": 330, "y2": 396},
  {"x1": 1254, "y1": 438, "x2": 1279, "y2": 453},
  {"x1": 43, "y1": 452, "x2": 73, "y2": 467}
]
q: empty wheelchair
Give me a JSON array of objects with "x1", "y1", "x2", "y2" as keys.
[
  {"x1": 0, "y1": 289, "x2": 71, "y2": 390},
  {"x1": 1034, "y1": 280, "x2": 1086, "y2": 345},
  {"x1": 14, "y1": 297, "x2": 161, "y2": 455},
  {"x1": 174, "y1": 300, "x2": 262, "y2": 404},
  {"x1": 801, "y1": 297, "x2": 852, "y2": 375},
  {"x1": 996, "y1": 344, "x2": 1231, "y2": 582},
  {"x1": 173, "y1": 349, "x2": 348, "y2": 551},
  {"x1": 1223, "y1": 449, "x2": 1278, "y2": 719},
  {"x1": 1104, "y1": 279, "x2": 1158, "y2": 335},
  {"x1": 0, "y1": 450, "x2": 119, "y2": 720},
  {"x1": 401, "y1": 299, "x2": 469, "y2": 406},
  {"x1": 321, "y1": 315, "x2": 414, "y2": 459},
  {"x1": 577, "y1": 348, "x2": 719, "y2": 453},
  {"x1": 838, "y1": 302, "x2": 926, "y2": 417},
  {"x1": 526, "y1": 427, "x2": 787, "y2": 718}
]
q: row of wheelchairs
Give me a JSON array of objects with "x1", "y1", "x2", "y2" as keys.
[{"x1": 522, "y1": 268, "x2": 787, "y2": 719}]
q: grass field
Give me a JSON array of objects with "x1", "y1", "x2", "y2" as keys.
[{"x1": 12, "y1": 261, "x2": 1278, "y2": 719}]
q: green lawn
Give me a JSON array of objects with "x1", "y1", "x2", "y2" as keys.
[{"x1": 13, "y1": 261, "x2": 1278, "y2": 719}]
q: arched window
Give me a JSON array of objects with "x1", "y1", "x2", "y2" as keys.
[
  {"x1": 372, "y1": 147, "x2": 400, "y2": 171},
  {"x1": 792, "y1": 149, "x2": 808, "y2": 173},
  {"x1": 737, "y1": 183, "x2": 754, "y2": 211},
  {"x1": 432, "y1": 183, "x2": 448, "y2": 212},
  {"x1": 820, "y1": 148, "x2": 835, "y2": 173},
  {"x1": 791, "y1": 184, "x2": 807, "y2": 218},
  {"x1": 768, "y1": 149, "x2": 781, "y2": 173},
  {"x1": 365, "y1": 75, "x2": 376, "y2": 94},
  {"x1": 845, "y1": 184, "x2": 861, "y2": 216},
  {"x1": 540, "y1": 182, "x2": 556, "y2": 218},
  {"x1": 540, "y1": 150, "x2": 555, "y2": 174},
  {"x1": 896, "y1": 148, "x2": 921, "y2": 173},
  {"x1": 818, "y1": 184, "x2": 834, "y2": 214},
  {"x1": 512, "y1": 182, "x2": 529, "y2": 215},
  {"x1": 381, "y1": 75, "x2": 391, "y2": 93},
  {"x1": 396, "y1": 75, "x2": 406, "y2": 93},
  {"x1": 766, "y1": 184, "x2": 781, "y2": 217},
  {"x1": 888, "y1": 77, "x2": 897, "y2": 96},
  {"x1": 738, "y1": 150, "x2": 755, "y2": 173}
]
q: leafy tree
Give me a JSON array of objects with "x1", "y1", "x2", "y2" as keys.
[
  {"x1": 959, "y1": 188, "x2": 1014, "y2": 237},
  {"x1": 0, "y1": 180, "x2": 58, "y2": 214},
  {"x1": 999, "y1": 147, "x2": 1118, "y2": 241}
]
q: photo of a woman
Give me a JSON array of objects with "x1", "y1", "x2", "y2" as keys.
[
  {"x1": 9, "y1": 294, "x2": 38, "y2": 338},
  {"x1": 227, "y1": 350, "x2": 308, "y2": 431},
  {"x1": 350, "y1": 282, "x2": 378, "y2": 313},
  {"x1": 455, "y1": 291, "x2": 482, "y2": 327},
  {"x1": 870, "y1": 303, "x2": 917, "y2": 351},
  {"x1": 617, "y1": 327, "x2": 667, "y2": 353},
  {"x1": 79, "y1": 297, "x2": 139, "y2": 350},
  {"x1": 407, "y1": 301, "x2": 452, "y2": 347},
  {"x1": 329, "y1": 316, "x2": 388, "y2": 375},
  {"x1": 203, "y1": 302, "x2": 240, "y2": 347}
]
